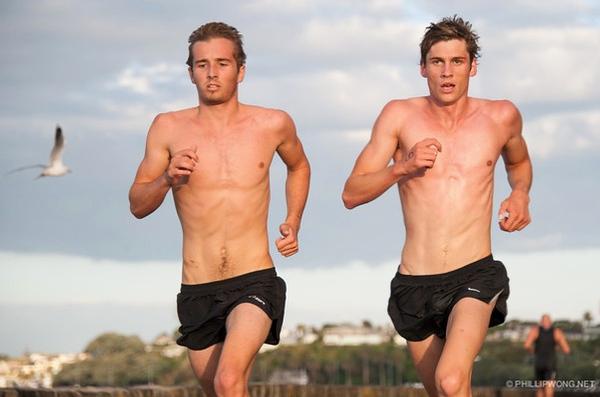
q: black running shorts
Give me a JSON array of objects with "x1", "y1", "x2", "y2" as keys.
[
  {"x1": 387, "y1": 255, "x2": 509, "y2": 341},
  {"x1": 535, "y1": 366, "x2": 557, "y2": 381},
  {"x1": 176, "y1": 267, "x2": 286, "y2": 350}
]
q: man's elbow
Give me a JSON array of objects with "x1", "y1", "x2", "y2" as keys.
[
  {"x1": 342, "y1": 191, "x2": 358, "y2": 209},
  {"x1": 129, "y1": 194, "x2": 149, "y2": 219},
  {"x1": 130, "y1": 204, "x2": 148, "y2": 219}
]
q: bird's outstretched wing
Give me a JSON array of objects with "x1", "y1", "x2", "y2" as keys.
[
  {"x1": 49, "y1": 125, "x2": 65, "y2": 165},
  {"x1": 4, "y1": 164, "x2": 45, "y2": 176}
]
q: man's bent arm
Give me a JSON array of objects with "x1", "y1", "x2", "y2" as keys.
[
  {"x1": 276, "y1": 113, "x2": 310, "y2": 231},
  {"x1": 342, "y1": 101, "x2": 406, "y2": 209},
  {"x1": 502, "y1": 104, "x2": 532, "y2": 196},
  {"x1": 498, "y1": 102, "x2": 533, "y2": 232},
  {"x1": 523, "y1": 326, "x2": 538, "y2": 353},
  {"x1": 129, "y1": 115, "x2": 172, "y2": 219},
  {"x1": 555, "y1": 329, "x2": 571, "y2": 355},
  {"x1": 343, "y1": 163, "x2": 408, "y2": 209},
  {"x1": 129, "y1": 173, "x2": 171, "y2": 219}
]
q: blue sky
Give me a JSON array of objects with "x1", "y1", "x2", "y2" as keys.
[{"x1": 1, "y1": 0, "x2": 599, "y2": 356}]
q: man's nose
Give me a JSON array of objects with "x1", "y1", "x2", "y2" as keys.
[
  {"x1": 441, "y1": 63, "x2": 452, "y2": 77},
  {"x1": 207, "y1": 64, "x2": 217, "y2": 77}
]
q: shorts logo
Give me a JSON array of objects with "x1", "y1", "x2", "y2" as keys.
[
  {"x1": 248, "y1": 295, "x2": 266, "y2": 306},
  {"x1": 467, "y1": 287, "x2": 481, "y2": 293}
]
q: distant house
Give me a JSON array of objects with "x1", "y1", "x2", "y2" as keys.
[
  {"x1": 0, "y1": 352, "x2": 87, "y2": 388},
  {"x1": 486, "y1": 321, "x2": 533, "y2": 342},
  {"x1": 322, "y1": 324, "x2": 390, "y2": 346},
  {"x1": 583, "y1": 324, "x2": 600, "y2": 340},
  {"x1": 279, "y1": 326, "x2": 319, "y2": 346},
  {"x1": 268, "y1": 369, "x2": 309, "y2": 385},
  {"x1": 150, "y1": 334, "x2": 185, "y2": 358}
]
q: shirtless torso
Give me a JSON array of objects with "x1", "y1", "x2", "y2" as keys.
[
  {"x1": 129, "y1": 37, "x2": 309, "y2": 285},
  {"x1": 392, "y1": 97, "x2": 522, "y2": 274},
  {"x1": 154, "y1": 106, "x2": 295, "y2": 283},
  {"x1": 343, "y1": 40, "x2": 531, "y2": 275}
]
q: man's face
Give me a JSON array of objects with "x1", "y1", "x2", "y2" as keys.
[
  {"x1": 420, "y1": 39, "x2": 477, "y2": 105},
  {"x1": 188, "y1": 38, "x2": 245, "y2": 106},
  {"x1": 541, "y1": 315, "x2": 552, "y2": 329}
]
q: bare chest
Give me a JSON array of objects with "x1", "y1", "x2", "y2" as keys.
[
  {"x1": 169, "y1": 126, "x2": 278, "y2": 189},
  {"x1": 398, "y1": 117, "x2": 507, "y2": 179}
]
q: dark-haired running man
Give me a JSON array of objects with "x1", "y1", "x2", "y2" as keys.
[{"x1": 343, "y1": 16, "x2": 532, "y2": 397}]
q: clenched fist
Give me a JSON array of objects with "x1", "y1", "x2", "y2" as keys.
[
  {"x1": 498, "y1": 190, "x2": 531, "y2": 232},
  {"x1": 166, "y1": 146, "x2": 198, "y2": 187},
  {"x1": 396, "y1": 138, "x2": 442, "y2": 175},
  {"x1": 275, "y1": 223, "x2": 299, "y2": 257}
]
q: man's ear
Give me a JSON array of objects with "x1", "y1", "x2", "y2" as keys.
[
  {"x1": 469, "y1": 58, "x2": 478, "y2": 77},
  {"x1": 420, "y1": 62, "x2": 427, "y2": 78},
  {"x1": 237, "y1": 64, "x2": 246, "y2": 83}
]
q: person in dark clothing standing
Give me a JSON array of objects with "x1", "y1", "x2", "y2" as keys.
[{"x1": 524, "y1": 314, "x2": 571, "y2": 397}]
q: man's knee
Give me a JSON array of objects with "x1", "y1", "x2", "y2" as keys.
[
  {"x1": 435, "y1": 367, "x2": 468, "y2": 397},
  {"x1": 214, "y1": 367, "x2": 245, "y2": 396}
]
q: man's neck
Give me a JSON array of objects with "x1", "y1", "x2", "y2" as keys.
[
  {"x1": 197, "y1": 97, "x2": 241, "y2": 128},
  {"x1": 426, "y1": 95, "x2": 472, "y2": 130}
]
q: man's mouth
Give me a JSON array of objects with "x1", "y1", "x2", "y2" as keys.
[{"x1": 440, "y1": 82, "x2": 455, "y2": 92}]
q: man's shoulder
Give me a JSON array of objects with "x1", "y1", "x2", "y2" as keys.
[
  {"x1": 377, "y1": 97, "x2": 427, "y2": 124},
  {"x1": 382, "y1": 97, "x2": 426, "y2": 112},
  {"x1": 241, "y1": 104, "x2": 294, "y2": 130},
  {"x1": 475, "y1": 98, "x2": 521, "y2": 122},
  {"x1": 152, "y1": 107, "x2": 197, "y2": 126},
  {"x1": 242, "y1": 103, "x2": 291, "y2": 118}
]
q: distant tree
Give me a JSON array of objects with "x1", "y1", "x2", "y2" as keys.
[
  {"x1": 362, "y1": 320, "x2": 373, "y2": 329},
  {"x1": 54, "y1": 332, "x2": 179, "y2": 387},
  {"x1": 583, "y1": 311, "x2": 593, "y2": 328},
  {"x1": 553, "y1": 319, "x2": 583, "y2": 333},
  {"x1": 84, "y1": 333, "x2": 145, "y2": 358}
]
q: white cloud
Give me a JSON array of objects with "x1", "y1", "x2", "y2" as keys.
[
  {"x1": 525, "y1": 109, "x2": 600, "y2": 158},
  {"x1": 339, "y1": 128, "x2": 372, "y2": 144},
  {"x1": 2, "y1": 248, "x2": 599, "y2": 326},
  {"x1": 366, "y1": 0, "x2": 410, "y2": 12},
  {"x1": 482, "y1": 26, "x2": 600, "y2": 103},
  {"x1": 243, "y1": 0, "x2": 312, "y2": 12},
  {"x1": 297, "y1": 16, "x2": 422, "y2": 62},
  {"x1": 0, "y1": 251, "x2": 179, "y2": 305},
  {"x1": 242, "y1": 62, "x2": 420, "y2": 129},
  {"x1": 109, "y1": 63, "x2": 185, "y2": 95}
]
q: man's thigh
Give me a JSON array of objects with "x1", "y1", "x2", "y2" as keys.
[
  {"x1": 218, "y1": 302, "x2": 272, "y2": 375},
  {"x1": 438, "y1": 296, "x2": 498, "y2": 372}
]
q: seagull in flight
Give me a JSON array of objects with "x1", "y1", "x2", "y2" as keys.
[{"x1": 7, "y1": 125, "x2": 71, "y2": 178}]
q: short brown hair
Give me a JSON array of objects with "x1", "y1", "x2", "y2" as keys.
[
  {"x1": 186, "y1": 22, "x2": 246, "y2": 68},
  {"x1": 419, "y1": 15, "x2": 480, "y2": 65}
]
